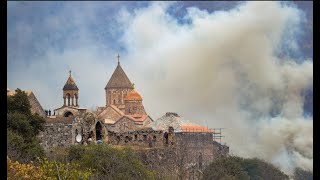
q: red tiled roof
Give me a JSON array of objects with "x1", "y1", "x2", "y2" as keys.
[
  {"x1": 124, "y1": 89, "x2": 143, "y2": 101},
  {"x1": 180, "y1": 125, "x2": 213, "y2": 133}
]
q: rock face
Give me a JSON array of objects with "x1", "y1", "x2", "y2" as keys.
[{"x1": 136, "y1": 135, "x2": 229, "y2": 180}]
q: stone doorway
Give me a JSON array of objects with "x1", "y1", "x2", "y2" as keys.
[
  {"x1": 64, "y1": 111, "x2": 73, "y2": 117},
  {"x1": 95, "y1": 121, "x2": 102, "y2": 141}
]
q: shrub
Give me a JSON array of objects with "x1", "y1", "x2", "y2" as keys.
[
  {"x1": 68, "y1": 144, "x2": 155, "y2": 180},
  {"x1": 7, "y1": 89, "x2": 46, "y2": 163},
  {"x1": 7, "y1": 156, "x2": 92, "y2": 180},
  {"x1": 202, "y1": 156, "x2": 289, "y2": 180},
  {"x1": 37, "y1": 157, "x2": 92, "y2": 180}
]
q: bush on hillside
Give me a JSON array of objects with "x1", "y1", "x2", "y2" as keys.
[
  {"x1": 7, "y1": 89, "x2": 46, "y2": 163},
  {"x1": 202, "y1": 156, "x2": 289, "y2": 180},
  {"x1": 7, "y1": 156, "x2": 92, "y2": 180},
  {"x1": 68, "y1": 144, "x2": 155, "y2": 180}
]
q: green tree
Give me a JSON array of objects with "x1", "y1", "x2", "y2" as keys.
[
  {"x1": 7, "y1": 89, "x2": 46, "y2": 163},
  {"x1": 68, "y1": 144, "x2": 155, "y2": 180},
  {"x1": 7, "y1": 89, "x2": 32, "y2": 115},
  {"x1": 203, "y1": 156, "x2": 250, "y2": 180},
  {"x1": 202, "y1": 156, "x2": 289, "y2": 180}
]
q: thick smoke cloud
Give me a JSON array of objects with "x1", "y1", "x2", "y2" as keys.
[
  {"x1": 7, "y1": 1, "x2": 312, "y2": 175},
  {"x1": 118, "y1": 2, "x2": 313, "y2": 174}
]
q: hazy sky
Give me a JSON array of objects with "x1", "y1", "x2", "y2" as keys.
[{"x1": 8, "y1": 1, "x2": 313, "y2": 174}]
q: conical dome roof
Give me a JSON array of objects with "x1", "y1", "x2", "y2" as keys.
[
  {"x1": 124, "y1": 89, "x2": 142, "y2": 101},
  {"x1": 63, "y1": 72, "x2": 78, "y2": 90},
  {"x1": 105, "y1": 63, "x2": 133, "y2": 89}
]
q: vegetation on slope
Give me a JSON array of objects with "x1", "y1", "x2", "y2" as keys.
[
  {"x1": 7, "y1": 88, "x2": 313, "y2": 180},
  {"x1": 7, "y1": 89, "x2": 46, "y2": 163},
  {"x1": 67, "y1": 144, "x2": 155, "y2": 179}
]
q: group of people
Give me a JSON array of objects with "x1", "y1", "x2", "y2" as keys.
[{"x1": 45, "y1": 109, "x2": 55, "y2": 116}]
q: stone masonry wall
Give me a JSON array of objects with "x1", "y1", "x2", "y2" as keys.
[
  {"x1": 175, "y1": 132, "x2": 220, "y2": 168},
  {"x1": 107, "y1": 128, "x2": 175, "y2": 148},
  {"x1": 38, "y1": 123, "x2": 74, "y2": 151}
]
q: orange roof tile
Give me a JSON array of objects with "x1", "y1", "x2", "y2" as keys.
[
  {"x1": 124, "y1": 89, "x2": 142, "y2": 101},
  {"x1": 180, "y1": 125, "x2": 213, "y2": 133}
]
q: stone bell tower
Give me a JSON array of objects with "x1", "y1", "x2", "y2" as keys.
[
  {"x1": 105, "y1": 54, "x2": 134, "y2": 111},
  {"x1": 63, "y1": 70, "x2": 79, "y2": 107}
]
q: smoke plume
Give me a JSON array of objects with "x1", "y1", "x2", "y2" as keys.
[{"x1": 118, "y1": 1, "x2": 313, "y2": 174}]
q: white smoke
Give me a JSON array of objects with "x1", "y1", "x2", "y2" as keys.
[{"x1": 117, "y1": 1, "x2": 313, "y2": 174}]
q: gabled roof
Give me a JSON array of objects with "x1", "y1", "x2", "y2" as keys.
[
  {"x1": 96, "y1": 105, "x2": 124, "y2": 120},
  {"x1": 54, "y1": 106, "x2": 82, "y2": 111},
  {"x1": 125, "y1": 114, "x2": 149, "y2": 123},
  {"x1": 115, "y1": 115, "x2": 144, "y2": 125},
  {"x1": 105, "y1": 64, "x2": 133, "y2": 89},
  {"x1": 63, "y1": 73, "x2": 78, "y2": 90},
  {"x1": 110, "y1": 105, "x2": 125, "y2": 116}
]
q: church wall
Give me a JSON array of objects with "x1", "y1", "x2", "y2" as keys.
[
  {"x1": 55, "y1": 107, "x2": 79, "y2": 117},
  {"x1": 124, "y1": 100, "x2": 146, "y2": 115},
  {"x1": 175, "y1": 133, "x2": 219, "y2": 168},
  {"x1": 97, "y1": 106, "x2": 122, "y2": 122},
  {"x1": 105, "y1": 88, "x2": 132, "y2": 106},
  {"x1": 111, "y1": 117, "x2": 140, "y2": 132}
]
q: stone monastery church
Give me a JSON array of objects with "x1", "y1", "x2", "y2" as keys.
[
  {"x1": 52, "y1": 57, "x2": 153, "y2": 133},
  {"x1": 8, "y1": 55, "x2": 229, "y2": 170}
]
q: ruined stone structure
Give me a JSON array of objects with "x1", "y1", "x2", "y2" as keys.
[
  {"x1": 7, "y1": 88, "x2": 46, "y2": 117},
  {"x1": 38, "y1": 117, "x2": 74, "y2": 151}
]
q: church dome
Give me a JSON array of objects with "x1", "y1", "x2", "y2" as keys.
[
  {"x1": 63, "y1": 71, "x2": 79, "y2": 90},
  {"x1": 124, "y1": 89, "x2": 142, "y2": 101}
]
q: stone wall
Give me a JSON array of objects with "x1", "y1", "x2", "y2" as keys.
[
  {"x1": 107, "y1": 128, "x2": 175, "y2": 148},
  {"x1": 175, "y1": 132, "x2": 227, "y2": 168},
  {"x1": 106, "y1": 88, "x2": 132, "y2": 107},
  {"x1": 38, "y1": 122, "x2": 74, "y2": 151},
  {"x1": 124, "y1": 100, "x2": 146, "y2": 115},
  {"x1": 109, "y1": 116, "x2": 139, "y2": 132}
]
